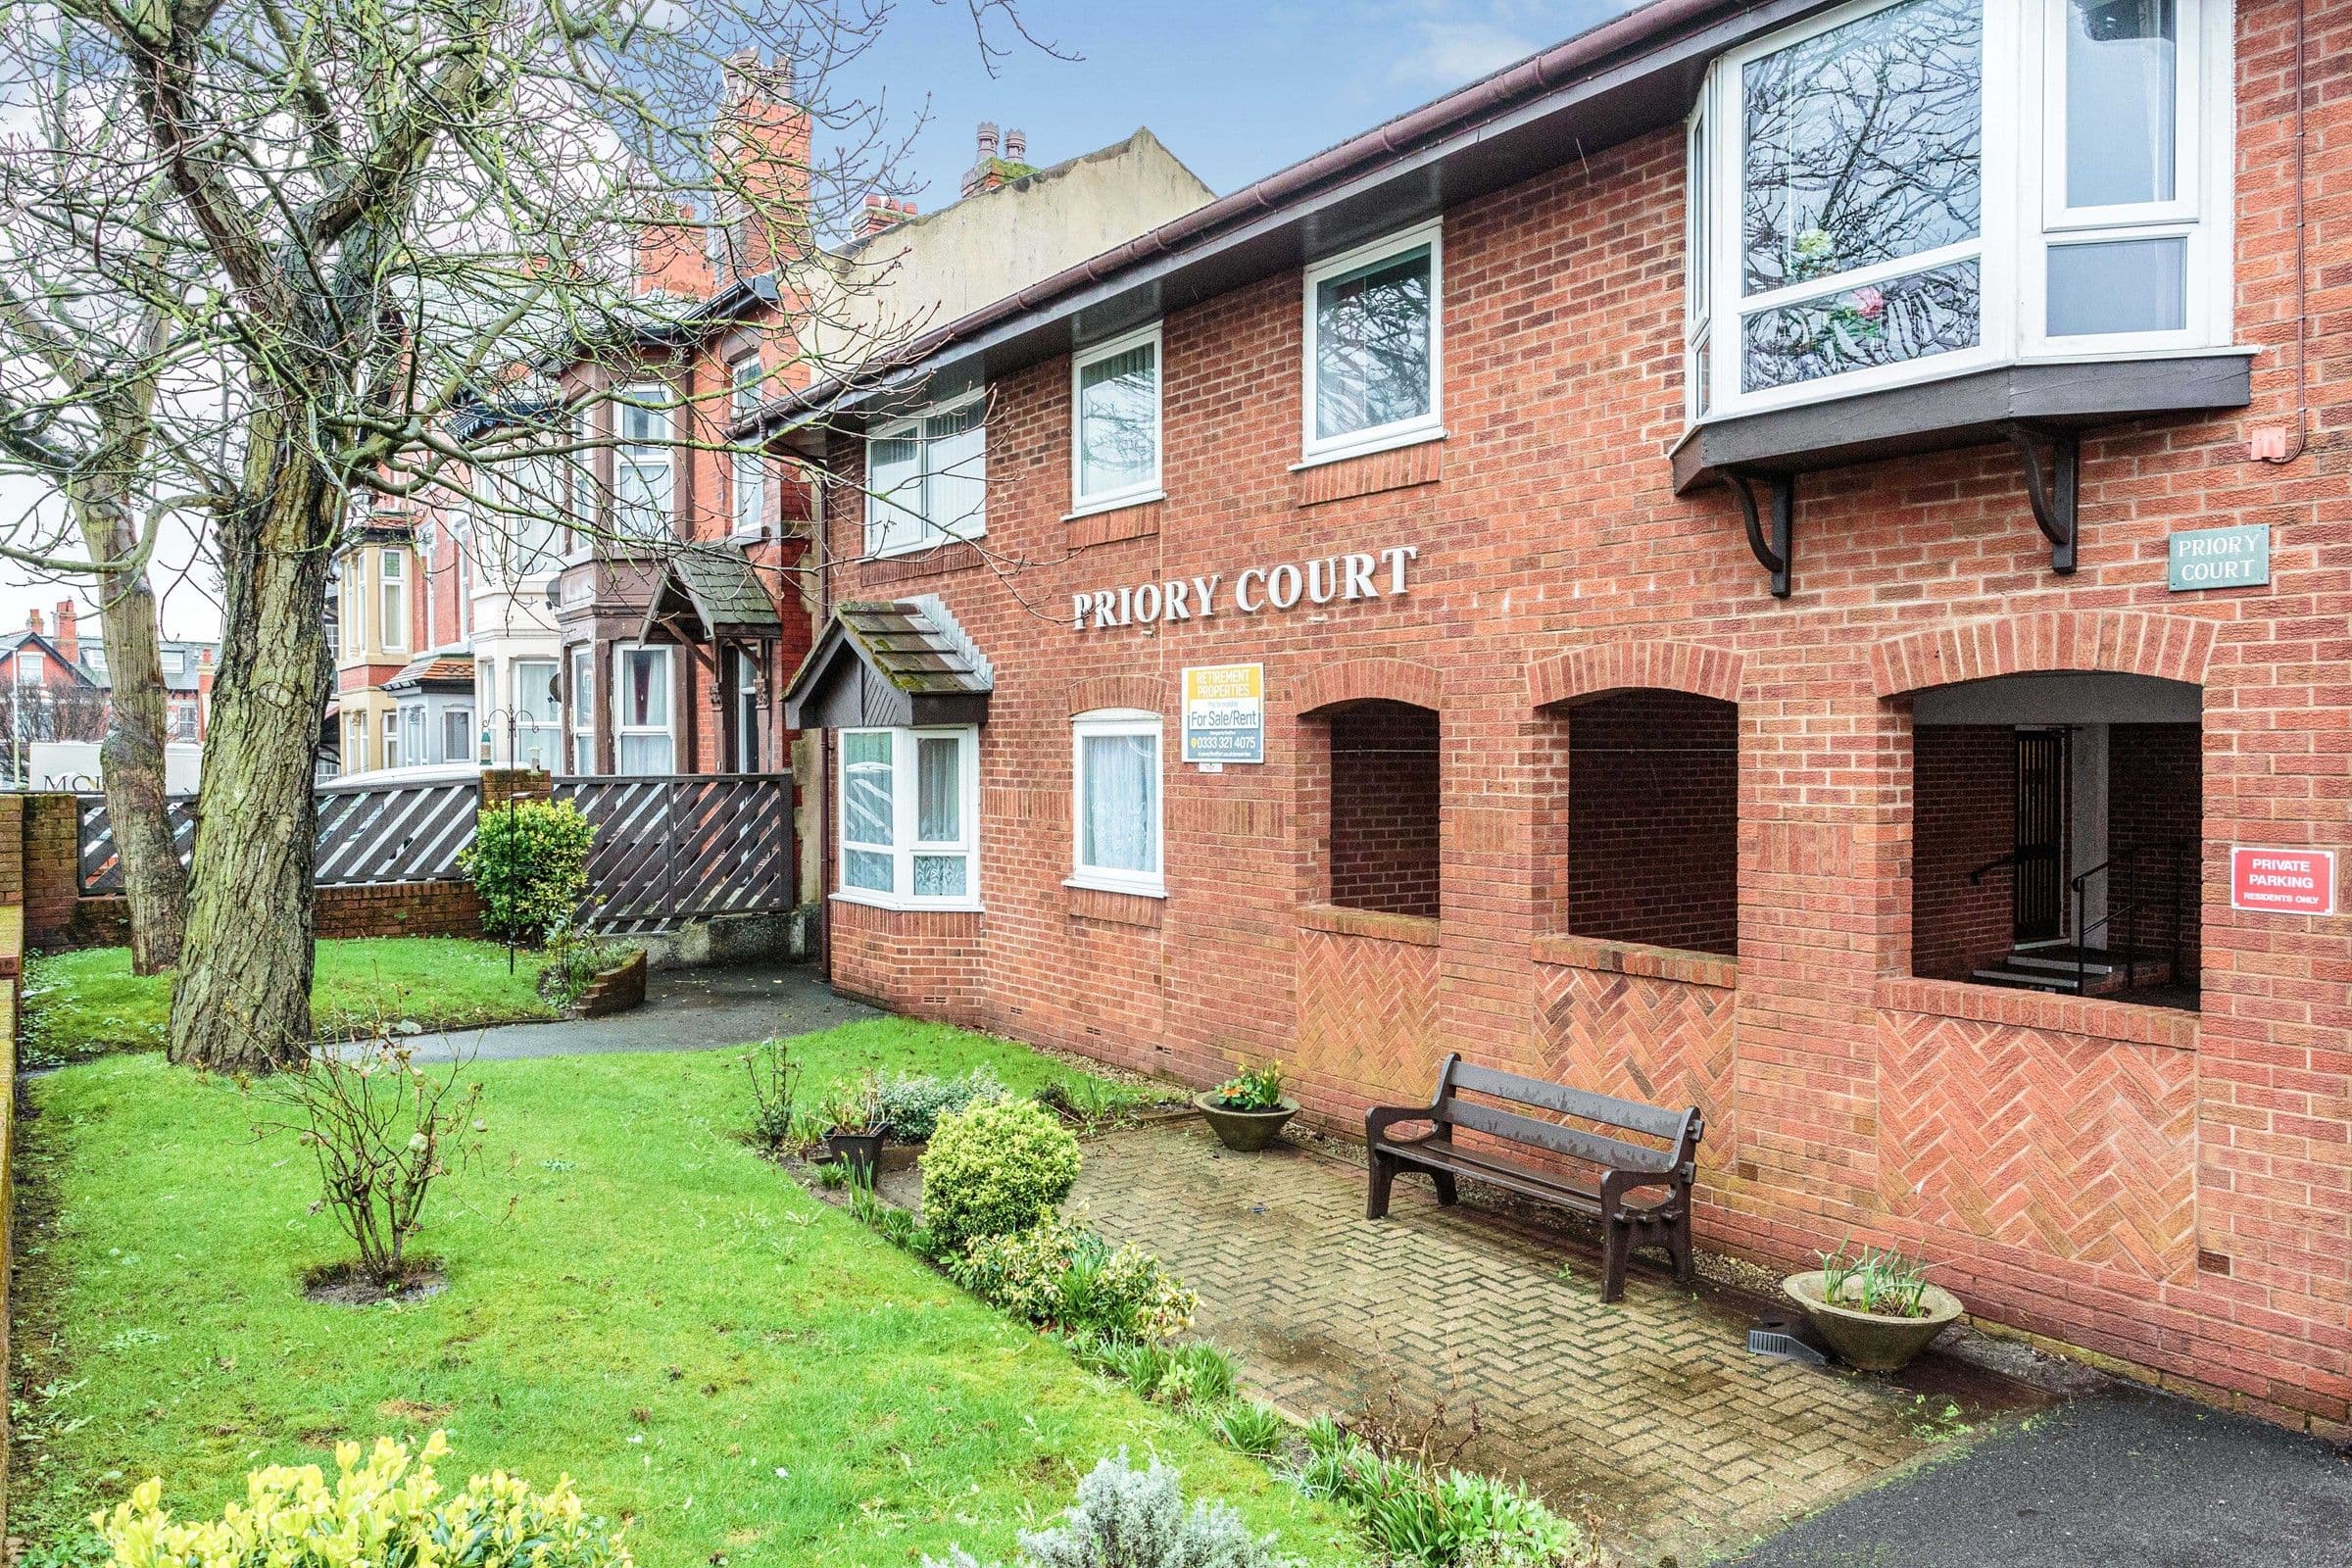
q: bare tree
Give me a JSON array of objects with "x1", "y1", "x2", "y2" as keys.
[{"x1": 0, "y1": 0, "x2": 1038, "y2": 1068}]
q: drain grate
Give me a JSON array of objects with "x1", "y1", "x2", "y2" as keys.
[{"x1": 1747, "y1": 1327, "x2": 1827, "y2": 1365}]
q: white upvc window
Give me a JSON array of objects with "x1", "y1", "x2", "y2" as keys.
[
  {"x1": 442, "y1": 705, "x2": 472, "y2": 765},
  {"x1": 378, "y1": 550, "x2": 408, "y2": 652},
  {"x1": 567, "y1": 646, "x2": 596, "y2": 774},
  {"x1": 1067, "y1": 709, "x2": 1164, "y2": 898},
  {"x1": 837, "y1": 725, "x2": 979, "y2": 909},
  {"x1": 729, "y1": 647, "x2": 763, "y2": 773},
  {"x1": 488, "y1": 455, "x2": 564, "y2": 579},
  {"x1": 1300, "y1": 220, "x2": 1444, "y2": 466},
  {"x1": 730, "y1": 357, "x2": 770, "y2": 537},
  {"x1": 612, "y1": 644, "x2": 673, "y2": 774},
  {"x1": 613, "y1": 384, "x2": 675, "y2": 539},
  {"x1": 514, "y1": 658, "x2": 560, "y2": 770},
  {"x1": 1686, "y1": 0, "x2": 2232, "y2": 422},
  {"x1": 401, "y1": 705, "x2": 425, "y2": 769},
  {"x1": 863, "y1": 392, "x2": 987, "y2": 559},
  {"x1": 1070, "y1": 323, "x2": 1163, "y2": 514},
  {"x1": 380, "y1": 709, "x2": 400, "y2": 770}
]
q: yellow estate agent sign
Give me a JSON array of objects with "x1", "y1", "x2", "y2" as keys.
[{"x1": 1183, "y1": 663, "x2": 1264, "y2": 765}]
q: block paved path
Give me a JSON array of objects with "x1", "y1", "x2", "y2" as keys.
[{"x1": 1073, "y1": 1119, "x2": 1990, "y2": 1567}]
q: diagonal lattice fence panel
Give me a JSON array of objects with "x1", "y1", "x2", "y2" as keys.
[{"x1": 554, "y1": 773, "x2": 795, "y2": 934}]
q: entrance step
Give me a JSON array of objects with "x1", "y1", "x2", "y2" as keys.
[{"x1": 1972, "y1": 965, "x2": 2083, "y2": 994}]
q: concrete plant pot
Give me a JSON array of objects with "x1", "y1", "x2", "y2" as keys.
[
  {"x1": 1195, "y1": 1094, "x2": 1298, "y2": 1152},
  {"x1": 825, "y1": 1129, "x2": 884, "y2": 1182},
  {"x1": 1783, "y1": 1270, "x2": 1964, "y2": 1372}
]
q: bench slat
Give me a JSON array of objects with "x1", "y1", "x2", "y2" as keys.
[
  {"x1": 1395, "y1": 1140, "x2": 1677, "y2": 1212},
  {"x1": 1444, "y1": 1096, "x2": 1678, "y2": 1175},
  {"x1": 1448, "y1": 1060, "x2": 1692, "y2": 1142}
]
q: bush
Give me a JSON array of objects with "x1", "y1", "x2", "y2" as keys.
[
  {"x1": 1288, "y1": 1419, "x2": 1584, "y2": 1568},
  {"x1": 879, "y1": 1065, "x2": 1006, "y2": 1143},
  {"x1": 951, "y1": 1212, "x2": 1197, "y2": 1341},
  {"x1": 921, "y1": 1098, "x2": 1080, "y2": 1250},
  {"x1": 255, "y1": 1038, "x2": 483, "y2": 1288},
  {"x1": 539, "y1": 925, "x2": 635, "y2": 1010},
  {"x1": 1213, "y1": 1401, "x2": 1290, "y2": 1458},
  {"x1": 460, "y1": 799, "x2": 597, "y2": 946},
  {"x1": 928, "y1": 1450, "x2": 1277, "y2": 1568},
  {"x1": 743, "y1": 1038, "x2": 802, "y2": 1152},
  {"x1": 1072, "y1": 1336, "x2": 1236, "y2": 1411},
  {"x1": 90, "y1": 1431, "x2": 630, "y2": 1568}
]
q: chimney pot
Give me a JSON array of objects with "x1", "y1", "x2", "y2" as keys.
[
  {"x1": 976, "y1": 121, "x2": 999, "y2": 158},
  {"x1": 27, "y1": 609, "x2": 42, "y2": 633},
  {"x1": 1004, "y1": 127, "x2": 1026, "y2": 162}
]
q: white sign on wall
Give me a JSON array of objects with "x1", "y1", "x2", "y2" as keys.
[{"x1": 1183, "y1": 664, "x2": 1264, "y2": 765}]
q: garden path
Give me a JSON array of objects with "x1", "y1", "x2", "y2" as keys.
[{"x1": 402, "y1": 959, "x2": 874, "y2": 1060}]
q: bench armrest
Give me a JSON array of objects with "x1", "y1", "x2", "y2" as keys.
[{"x1": 1366, "y1": 1097, "x2": 1446, "y2": 1144}]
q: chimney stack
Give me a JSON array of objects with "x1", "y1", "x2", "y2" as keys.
[
  {"x1": 961, "y1": 120, "x2": 1036, "y2": 198},
  {"x1": 53, "y1": 600, "x2": 76, "y2": 663},
  {"x1": 634, "y1": 201, "x2": 712, "y2": 300},
  {"x1": 26, "y1": 608, "x2": 42, "y2": 635},
  {"x1": 857, "y1": 194, "x2": 919, "y2": 238},
  {"x1": 710, "y1": 49, "x2": 812, "y2": 277}
]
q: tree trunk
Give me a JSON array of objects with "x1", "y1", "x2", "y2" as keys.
[
  {"x1": 89, "y1": 573, "x2": 189, "y2": 973},
  {"x1": 168, "y1": 419, "x2": 338, "y2": 1071}
]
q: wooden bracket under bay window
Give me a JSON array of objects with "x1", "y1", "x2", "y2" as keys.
[
  {"x1": 1999, "y1": 422, "x2": 2079, "y2": 576},
  {"x1": 1726, "y1": 468, "x2": 1793, "y2": 599}
]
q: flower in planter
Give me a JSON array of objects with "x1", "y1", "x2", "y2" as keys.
[
  {"x1": 1208, "y1": 1061, "x2": 1284, "y2": 1111},
  {"x1": 823, "y1": 1071, "x2": 886, "y2": 1135}
]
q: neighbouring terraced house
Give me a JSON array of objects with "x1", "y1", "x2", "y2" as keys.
[{"x1": 757, "y1": 0, "x2": 2352, "y2": 1438}]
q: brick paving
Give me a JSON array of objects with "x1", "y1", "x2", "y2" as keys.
[{"x1": 1072, "y1": 1119, "x2": 1974, "y2": 1568}]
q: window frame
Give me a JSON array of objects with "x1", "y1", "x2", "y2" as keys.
[
  {"x1": 729, "y1": 357, "x2": 770, "y2": 539},
  {"x1": 611, "y1": 643, "x2": 674, "y2": 775},
  {"x1": 1298, "y1": 219, "x2": 1446, "y2": 467},
  {"x1": 832, "y1": 724, "x2": 981, "y2": 912},
  {"x1": 513, "y1": 657, "x2": 560, "y2": 770},
  {"x1": 1066, "y1": 708, "x2": 1166, "y2": 899},
  {"x1": 612, "y1": 383, "x2": 677, "y2": 541},
  {"x1": 862, "y1": 390, "x2": 989, "y2": 560},
  {"x1": 1068, "y1": 322, "x2": 1165, "y2": 516},
  {"x1": 380, "y1": 708, "x2": 400, "y2": 770},
  {"x1": 1686, "y1": 0, "x2": 2234, "y2": 423},
  {"x1": 729, "y1": 647, "x2": 763, "y2": 773},
  {"x1": 567, "y1": 645, "x2": 597, "y2": 775},
  {"x1": 378, "y1": 549, "x2": 409, "y2": 652}
]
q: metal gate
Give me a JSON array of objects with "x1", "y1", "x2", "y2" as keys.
[
  {"x1": 554, "y1": 773, "x2": 795, "y2": 934},
  {"x1": 2012, "y1": 729, "x2": 2068, "y2": 944}
]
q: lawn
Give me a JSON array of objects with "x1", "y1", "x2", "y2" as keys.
[
  {"x1": 20, "y1": 937, "x2": 557, "y2": 1062},
  {"x1": 8, "y1": 1024, "x2": 1356, "y2": 1568}
]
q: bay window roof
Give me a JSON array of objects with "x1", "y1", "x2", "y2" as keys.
[{"x1": 783, "y1": 596, "x2": 995, "y2": 730}]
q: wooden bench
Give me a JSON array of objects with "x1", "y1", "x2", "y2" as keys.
[{"x1": 1365, "y1": 1053, "x2": 1704, "y2": 1302}]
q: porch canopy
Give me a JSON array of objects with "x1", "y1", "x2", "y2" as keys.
[
  {"x1": 783, "y1": 595, "x2": 994, "y2": 729},
  {"x1": 637, "y1": 544, "x2": 784, "y2": 646}
]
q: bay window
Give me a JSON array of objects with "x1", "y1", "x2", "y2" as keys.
[
  {"x1": 1071, "y1": 324, "x2": 1162, "y2": 514},
  {"x1": 612, "y1": 645, "x2": 673, "y2": 774},
  {"x1": 378, "y1": 550, "x2": 407, "y2": 651},
  {"x1": 1069, "y1": 710, "x2": 1163, "y2": 897},
  {"x1": 568, "y1": 646, "x2": 596, "y2": 774},
  {"x1": 614, "y1": 386, "x2": 675, "y2": 538},
  {"x1": 865, "y1": 394, "x2": 987, "y2": 559},
  {"x1": 380, "y1": 710, "x2": 400, "y2": 770},
  {"x1": 1301, "y1": 220, "x2": 1442, "y2": 464},
  {"x1": 838, "y1": 726, "x2": 978, "y2": 908},
  {"x1": 1686, "y1": 0, "x2": 2230, "y2": 420},
  {"x1": 514, "y1": 658, "x2": 560, "y2": 769}
]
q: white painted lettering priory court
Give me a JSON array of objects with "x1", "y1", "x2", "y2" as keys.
[{"x1": 1070, "y1": 544, "x2": 1419, "y2": 631}]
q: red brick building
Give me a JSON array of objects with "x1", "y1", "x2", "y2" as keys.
[{"x1": 770, "y1": 0, "x2": 2351, "y2": 1432}]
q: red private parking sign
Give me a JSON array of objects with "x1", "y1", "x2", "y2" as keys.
[{"x1": 2230, "y1": 847, "x2": 2339, "y2": 916}]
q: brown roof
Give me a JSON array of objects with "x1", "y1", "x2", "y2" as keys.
[
  {"x1": 783, "y1": 595, "x2": 994, "y2": 730},
  {"x1": 384, "y1": 653, "x2": 476, "y2": 692}
]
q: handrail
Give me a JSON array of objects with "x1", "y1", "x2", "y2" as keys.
[
  {"x1": 2069, "y1": 838, "x2": 2194, "y2": 996},
  {"x1": 1967, "y1": 846, "x2": 2054, "y2": 885}
]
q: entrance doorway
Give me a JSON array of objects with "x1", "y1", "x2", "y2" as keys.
[{"x1": 2012, "y1": 729, "x2": 2066, "y2": 945}]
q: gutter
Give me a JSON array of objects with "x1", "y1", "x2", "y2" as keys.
[{"x1": 744, "y1": 0, "x2": 1745, "y2": 438}]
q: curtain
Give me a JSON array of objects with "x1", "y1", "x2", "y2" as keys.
[
  {"x1": 1081, "y1": 732, "x2": 1158, "y2": 874},
  {"x1": 926, "y1": 403, "x2": 986, "y2": 540}
]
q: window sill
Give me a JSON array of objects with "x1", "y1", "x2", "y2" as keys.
[
  {"x1": 1669, "y1": 353, "x2": 2254, "y2": 494},
  {"x1": 829, "y1": 889, "x2": 984, "y2": 916},
  {"x1": 1290, "y1": 425, "x2": 1446, "y2": 473},
  {"x1": 1063, "y1": 874, "x2": 1166, "y2": 900},
  {"x1": 1292, "y1": 438, "x2": 1446, "y2": 508},
  {"x1": 1297, "y1": 902, "x2": 1438, "y2": 947},
  {"x1": 1875, "y1": 976, "x2": 2197, "y2": 1051},
  {"x1": 1530, "y1": 933, "x2": 1737, "y2": 990},
  {"x1": 1065, "y1": 498, "x2": 1161, "y2": 550},
  {"x1": 1064, "y1": 489, "x2": 1164, "y2": 522}
]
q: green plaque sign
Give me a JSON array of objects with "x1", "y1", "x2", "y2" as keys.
[{"x1": 2168, "y1": 524, "x2": 2269, "y2": 591}]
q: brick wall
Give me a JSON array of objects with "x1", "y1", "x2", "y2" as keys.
[
  {"x1": 809, "y1": 0, "x2": 2352, "y2": 1437},
  {"x1": 1327, "y1": 701, "x2": 1441, "y2": 918},
  {"x1": 2110, "y1": 724, "x2": 2203, "y2": 983},
  {"x1": 1911, "y1": 726, "x2": 2017, "y2": 981},
  {"x1": 1565, "y1": 691, "x2": 1737, "y2": 956}
]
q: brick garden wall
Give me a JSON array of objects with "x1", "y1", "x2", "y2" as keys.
[
  {"x1": 1565, "y1": 690, "x2": 1737, "y2": 956},
  {"x1": 1327, "y1": 701, "x2": 1441, "y2": 918},
  {"x1": 811, "y1": 0, "x2": 2352, "y2": 1436},
  {"x1": 1911, "y1": 726, "x2": 2018, "y2": 981}
]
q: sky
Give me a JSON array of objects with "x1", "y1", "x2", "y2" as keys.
[{"x1": 0, "y1": 0, "x2": 1640, "y2": 646}]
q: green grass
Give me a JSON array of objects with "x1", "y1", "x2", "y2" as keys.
[
  {"x1": 9, "y1": 1027, "x2": 1355, "y2": 1568},
  {"x1": 21, "y1": 938, "x2": 558, "y2": 1062}
]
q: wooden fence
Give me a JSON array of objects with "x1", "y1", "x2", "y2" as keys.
[{"x1": 75, "y1": 771, "x2": 795, "y2": 934}]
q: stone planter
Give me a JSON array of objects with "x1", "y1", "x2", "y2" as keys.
[
  {"x1": 1195, "y1": 1094, "x2": 1298, "y2": 1152},
  {"x1": 1783, "y1": 1271, "x2": 1964, "y2": 1372},
  {"x1": 570, "y1": 949, "x2": 648, "y2": 1018}
]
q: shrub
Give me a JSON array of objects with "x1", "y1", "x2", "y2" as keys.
[
  {"x1": 927, "y1": 1450, "x2": 1276, "y2": 1568},
  {"x1": 1213, "y1": 1400, "x2": 1290, "y2": 1458},
  {"x1": 879, "y1": 1065, "x2": 1006, "y2": 1143},
  {"x1": 255, "y1": 1038, "x2": 483, "y2": 1288},
  {"x1": 823, "y1": 1069, "x2": 885, "y2": 1133},
  {"x1": 743, "y1": 1039, "x2": 803, "y2": 1152},
  {"x1": 1072, "y1": 1336, "x2": 1236, "y2": 1411},
  {"x1": 539, "y1": 922, "x2": 635, "y2": 1010},
  {"x1": 89, "y1": 1431, "x2": 630, "y2": 1568},
  {"x1": 951, "y1": 1212, "x2": 1197, "y2": 1341},
  {"x1": 1288, "y1": 1419, "x2": 1584, "y2": 1568},
  {"x1": 460, "y1": 799, "x2": 597, "y2": 946},
  {"x1": 920, "y1": 1098, "x2": 1080, "y2": 1250}
]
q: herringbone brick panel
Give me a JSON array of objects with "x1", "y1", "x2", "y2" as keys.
[
  {"x1": 1077, "y1": 1121, "x2": 1954, "y2": 1566},
  {"x1": 1877, "y1": 1012, "x2": 2195, "y2": 1280},
  {"x1": 1534, "y1": 964, "x2": 1737, "y2": 1176},
  {"x1": 1293, "y1": 927, "x2": 1443, "y2": 1106}
]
